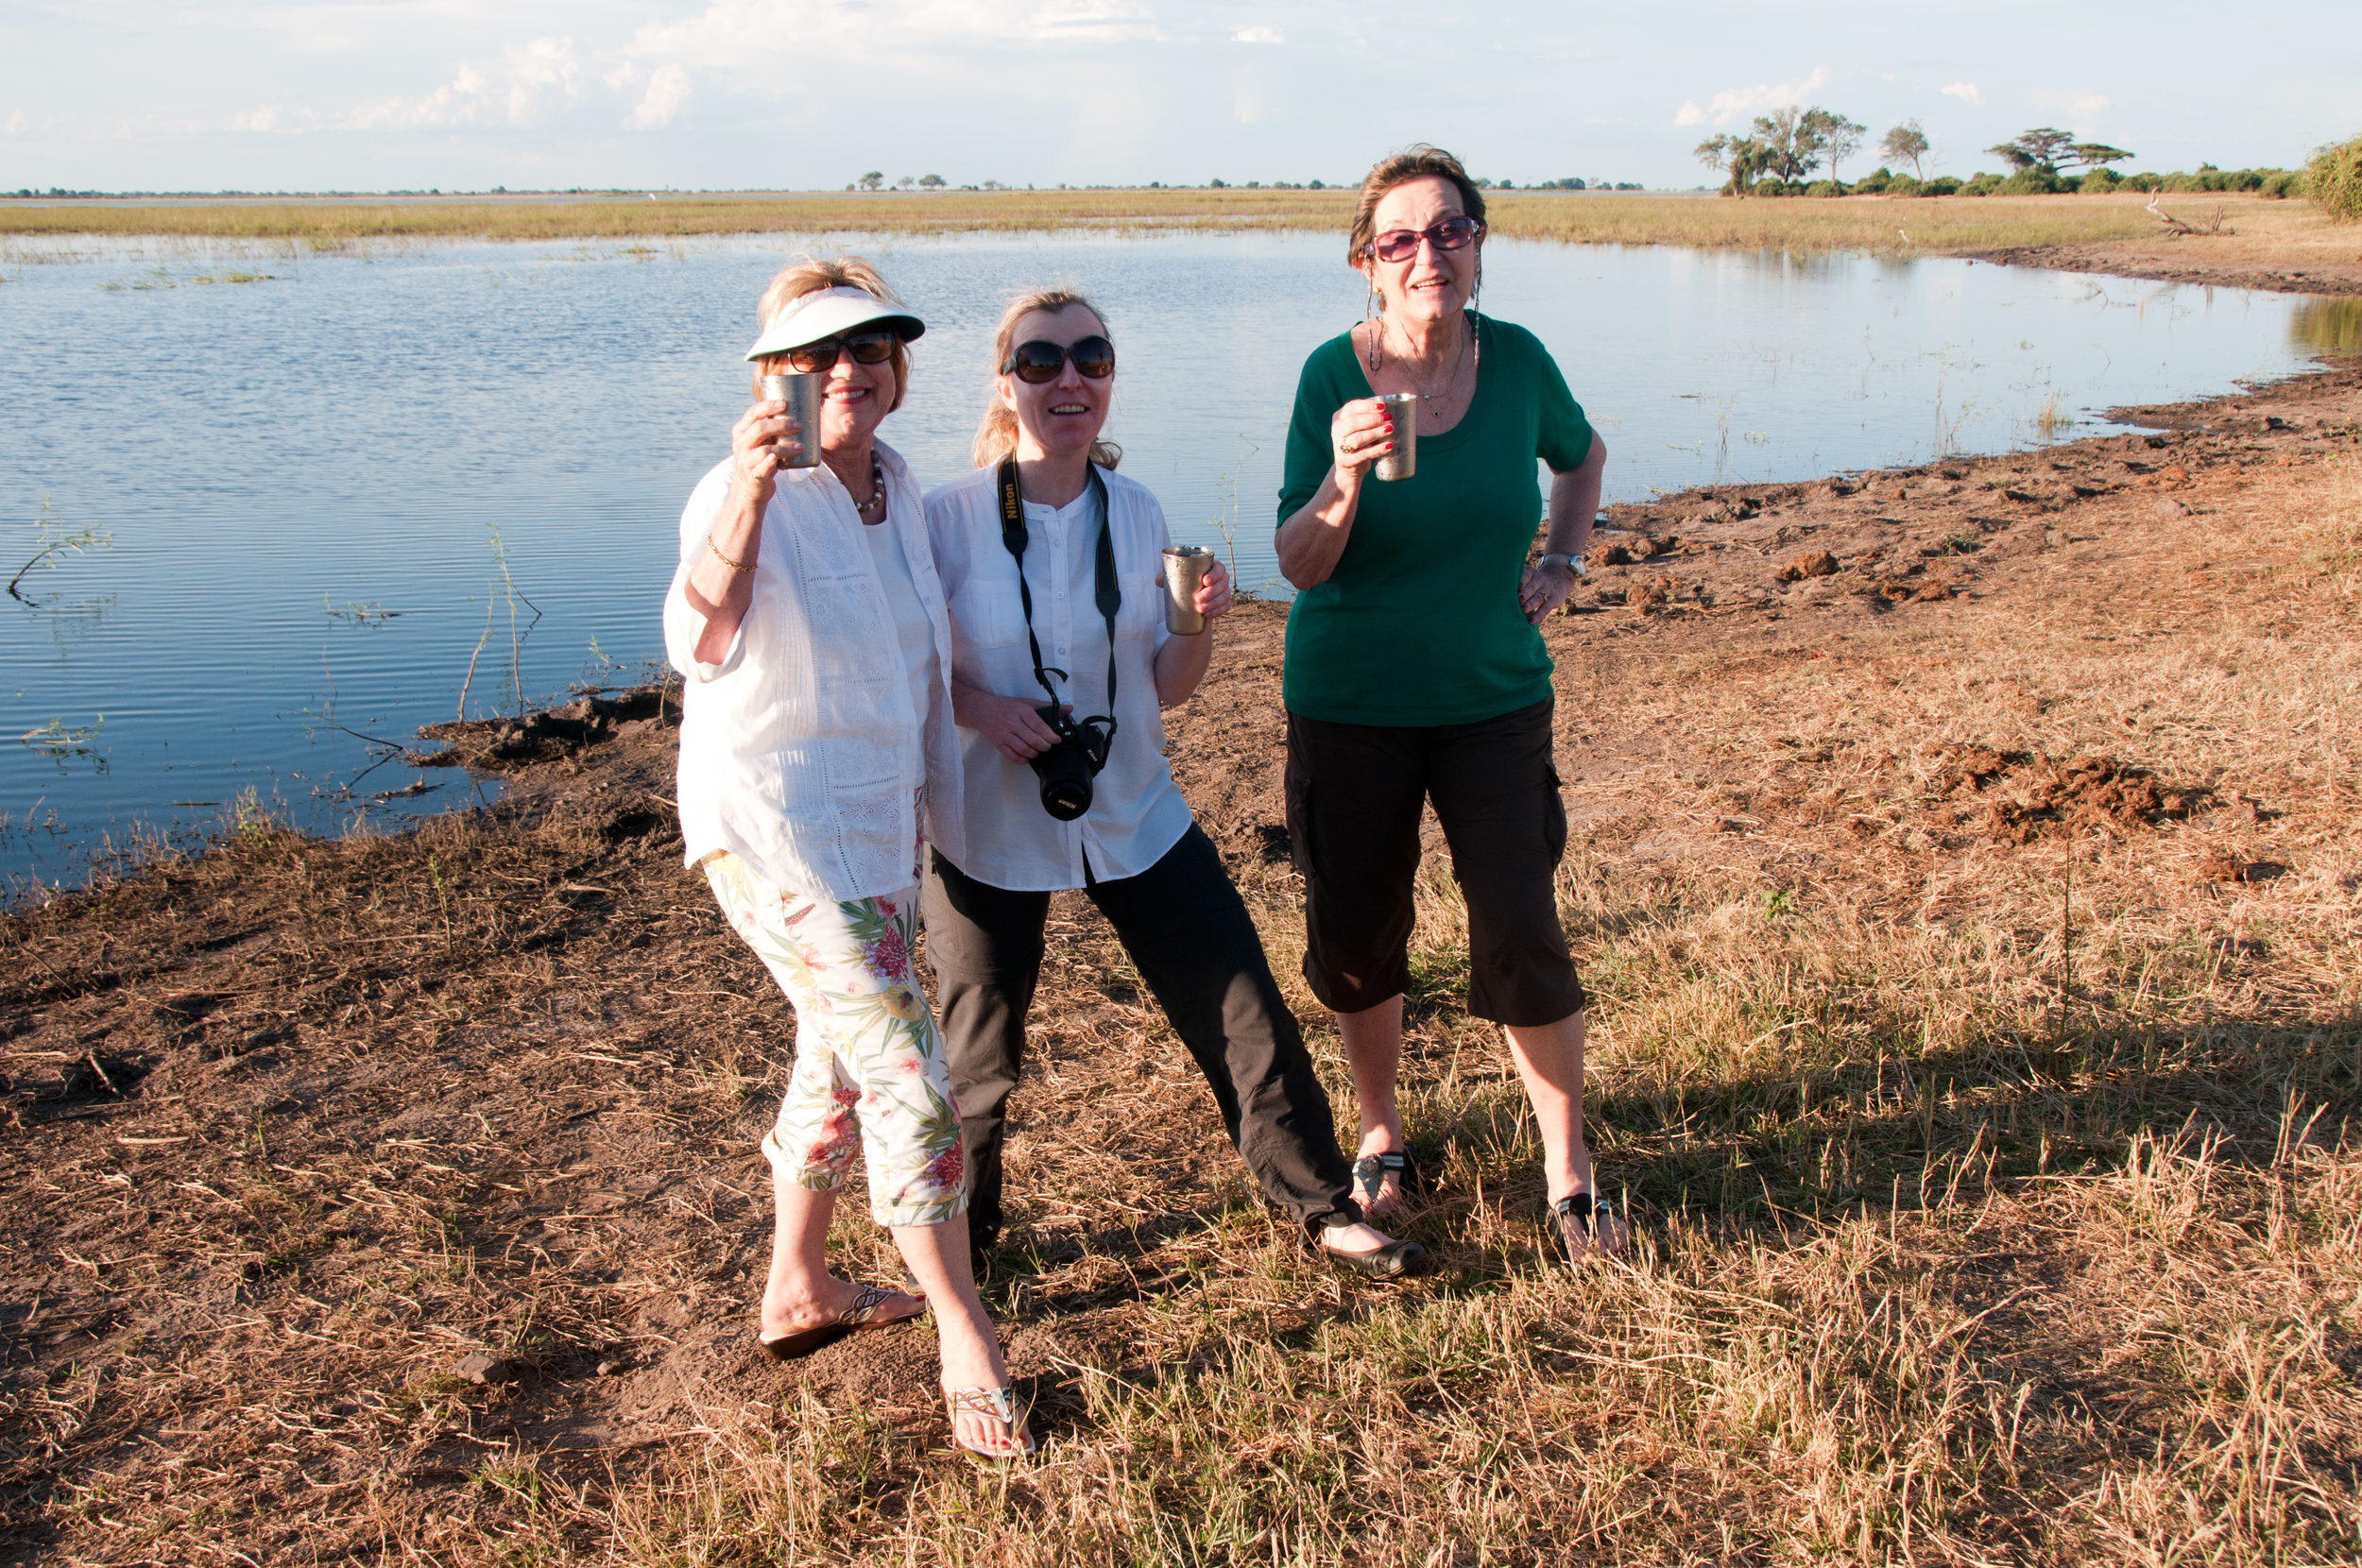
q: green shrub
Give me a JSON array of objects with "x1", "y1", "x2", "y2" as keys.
[
  {"x1": 2260, "y1": 170, "x2": 2302, "y2": 199},
  {"x1": 2308, "y1": 134, "x2": 2362, "y2": 221},
  {"x1": 2120, "y1": 172, "x2": 2164, "y2": 193},
  {"x1": 2079, "y1": 168, "x2": 2121, "y2": 195},
  {"x1": 1806, "y1": 179, "x2": 1845, "y2": 197},
  {"x1": 1920, "y1": 177, "x2": 1962, "y2": 196},
  {"x1": 1999, "y1": 167, "x2": 2059, "y2": 195},
  {"x1": 1885, "y1": 174, "x2": 1922, "y2": 197},
  {"x1": 1854, "y1": 167, "x2": 1892, "y2": 194}
]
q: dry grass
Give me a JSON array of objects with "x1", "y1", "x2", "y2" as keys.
[
  {"x1": 0, "y1": 189, "x2": 2199, "y2": 258},
  {"x1": 2, "y1": 396, "x2": 2358, "y2": 1563}
]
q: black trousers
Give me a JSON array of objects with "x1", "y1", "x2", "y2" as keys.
[
  {"x1": 1285, "y1": 696, "x2": 1584, "y2": 1027},
  {"x1": 921, "y1": 824, "x2": 1362, "y2": 1250}
]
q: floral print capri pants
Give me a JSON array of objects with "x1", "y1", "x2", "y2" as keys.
[{"x1": 702, "y1": 851, "x2": 966, "y2": 1228}]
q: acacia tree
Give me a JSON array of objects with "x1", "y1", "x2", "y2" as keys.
[
  {"x1": 1695, "y1": 133, "x2": 1768, "y2": 196},
  {"x1": 1880, "y1": 120, "x2": 1930, "y2": 180},
  {"x1": 857, "y1": 170, "x2": 884, "y2": 191},
  {"x1": 1987, "y1": 128, "x2": 2133, "y2": 176},
  {"x1": 918, "y1": 173, "x2": 947, "y2": 188}
]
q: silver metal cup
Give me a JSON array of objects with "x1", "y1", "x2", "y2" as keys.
[
  {"x1": 757, "y1": 372, "x2": 824, "y2": 469},
  {"x1": 1373, "y1": 391, "x2": 1418, "y2": 481},
  {"x1": 1162, "y1": 546, "x2": 1215, "y2": 634}
]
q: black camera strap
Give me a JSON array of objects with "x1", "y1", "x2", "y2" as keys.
[{"x1": 996, "y1": 453, "x2": 1120, "y2": 739}]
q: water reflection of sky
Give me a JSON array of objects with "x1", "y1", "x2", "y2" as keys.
[{"x1": 0, "y1": 232, "x2": 2342, "y2": 889}]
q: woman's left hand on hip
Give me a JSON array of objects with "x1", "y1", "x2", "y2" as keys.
[
  {"x1": 1519, "y1": 560, "x2": 1579, "y2": 625},
  {"x1": 1193, "y1": 558, "x2": 1233, "y2": 621}
]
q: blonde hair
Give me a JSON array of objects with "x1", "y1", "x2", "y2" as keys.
[
  {"x1": 970, "y1": 288, "x2": 1121, "y2": 470},
  {"x1": 1347, "y1": 145, "x2": 1487, "y2": 265},
  {"x1": 749, "y1": 254, "x2": 911, "y2": 413}
]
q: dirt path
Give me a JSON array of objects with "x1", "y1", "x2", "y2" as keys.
[{"x1": 2, "y1": 356, "x2": 2356, "y2": 1563}]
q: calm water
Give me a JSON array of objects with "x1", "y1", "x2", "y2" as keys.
[{"x1": 2, "y1": 231, "x2": 2353, "y2": 891}]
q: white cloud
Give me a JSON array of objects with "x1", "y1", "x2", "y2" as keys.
[
  {"x1": 1233, "y1": 26, "x2": 1284, "y2": 43},
  {"x1": 1671, "y1": 66, "x2": 1831, "y2": 128},
  {"x1": 627, "y1": 64, "x2": 692, "y2": 130},
  {"x1": 347, "y1": 37, "x2": 585, "y2": 131},
  {"x1": 231, "y1": 106, "x2": 282, "y2": 133},
  {"x1": 1941, "y1": 81, "x2": 1981, "y2": 106}
]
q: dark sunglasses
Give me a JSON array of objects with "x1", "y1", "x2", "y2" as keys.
[
  {"x1": 1366, "y1": 215, "x2": 1482, "y2": 264},
  {"x1": 1001, "y1": 334, "x2": 1116, "y2": 383},
  {"x1": 780, "y1": 330, "x2": 899, "y2": 374}
]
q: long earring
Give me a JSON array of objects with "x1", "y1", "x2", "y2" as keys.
[
  {"x1": 1363, "y1": 272, "x2": 1383, "y2": 373},
  {"x1": 1468, "y1": 252, "x2": 1482, "y2": 378}
]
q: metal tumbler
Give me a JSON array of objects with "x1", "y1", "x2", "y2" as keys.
[
  {"x1": 1373, "y1": 391, "x2": 1418, "y2": 481},
  {"x1": 757, "y1": 372, "x2": 824, "y2": 469},
  {"x1": 1162, "y1": 546, "x2": 1215, "y2": 634}
]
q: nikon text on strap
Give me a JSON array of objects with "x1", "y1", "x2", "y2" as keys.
[{"x1": 996, "y1": 453, "x2": 1121, "y2": 738}]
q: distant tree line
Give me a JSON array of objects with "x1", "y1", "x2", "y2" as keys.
[{"x1": 1694, "y1": 110, "x2": 2322, "y2": 202}]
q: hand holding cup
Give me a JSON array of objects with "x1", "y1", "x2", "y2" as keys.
[{"x1": 1328, "y1": 397, "x2": 1395, "y2": 482}]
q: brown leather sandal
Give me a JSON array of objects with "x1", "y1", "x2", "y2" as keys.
[{"x1": 759, "y1": 1281, "x2": 927, "y2": 1361}]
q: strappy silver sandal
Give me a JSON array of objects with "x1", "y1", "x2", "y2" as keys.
[{"x1": 945, "y1": 1384, "x2": 1036, "y2": 1463}]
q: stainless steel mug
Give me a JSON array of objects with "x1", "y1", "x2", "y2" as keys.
[
  {"x1": 757, "y1": 372, "x2": 824, "y2": 469},
  {"x1": 1373, "y1": 391, "x2": 1418, "y2": 481},
  {"x1": 1162, "y1": 546, "x2": 1215, "y2": 634}
]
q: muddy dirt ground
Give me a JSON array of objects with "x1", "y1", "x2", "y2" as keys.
[{"x1": 1, "y1": 356, "x2": 2356, "y2": 1563}]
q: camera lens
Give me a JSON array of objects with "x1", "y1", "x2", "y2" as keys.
[{"x1": 1035, "y1": 746, "x2": 1095, "y2": 820}]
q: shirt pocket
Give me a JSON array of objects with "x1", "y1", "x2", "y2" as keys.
[{"x1": 948, "y1": 553, "x2": 1026, "y2": 651}]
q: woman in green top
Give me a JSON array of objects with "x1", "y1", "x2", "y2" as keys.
[{"x1": 1275, "y1": 145, "x2": 1618, "y2": 1261}]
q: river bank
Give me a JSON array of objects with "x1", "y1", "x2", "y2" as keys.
[
  {"x1": 2, "y1": 361, "x2": 2357, "y2": 1562},
  {"x1": 7, "y1": 189, "x2": 2356, "y2": 296}
]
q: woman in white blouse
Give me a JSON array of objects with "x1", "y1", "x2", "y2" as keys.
[
  {"x1": 665, "y1": 257, "x2": 1029, "y2": 1463},
  {"x1": 921, "y1": 288, "x2": 1426, "y2": 1281}
]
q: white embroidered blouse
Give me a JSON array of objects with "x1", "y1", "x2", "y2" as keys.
[{"x1": 663, "y1": 440, "x2": 965, "y2": 900}]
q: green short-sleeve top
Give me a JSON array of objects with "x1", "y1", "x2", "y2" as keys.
[{"x1": 1277, "y1": 315, "x2": 1593, "y2": 727}]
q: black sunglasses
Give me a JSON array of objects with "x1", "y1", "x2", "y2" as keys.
[
  {"x1": 1001, "y1": 334, "x2": 1116, "y2": 383},
  {"x1": 1366, "y1": 215, "x2": 1482, "y2": 264},
  {"x1": 780, "y1": 330, "x2": 899, "y2": 374}
]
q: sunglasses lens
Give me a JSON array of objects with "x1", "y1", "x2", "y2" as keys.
[
  {"x1": 1005, "y1": 342, "x2": 1053, "y2": 383},
  {"x1": 784, "y1": 344, "x2": 836, "y2": 372},
  {"x1": 847, "y1": 332, "x2": 898, "y2": 365},
  {"x1": 1373, "y1": 218, "x2": 1478, "y2": 263},
  {"x1": 1070, "y1": 335, "x2": 1115, "y2": 378}
]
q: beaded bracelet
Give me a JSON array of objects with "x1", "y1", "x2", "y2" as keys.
[{"x1": 708, "y1": 534, "x2": 755, "y2": 574}]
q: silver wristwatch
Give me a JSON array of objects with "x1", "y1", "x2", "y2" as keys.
[{"x1": 1538, "y1": 552, "x2": 1583, "y2": 574}]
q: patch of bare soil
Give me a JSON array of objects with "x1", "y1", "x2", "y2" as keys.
[{"x1": 1, "y1": 353, "x2": 2357, "y2": 1563}]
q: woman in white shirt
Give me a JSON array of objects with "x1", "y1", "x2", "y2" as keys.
[
  {"x1": 664, "y1": 257, "x2": 1028, "y2": 1462},
  {"x1": 921, "y1": 289, "x2": 1425, "y2": 1281}
]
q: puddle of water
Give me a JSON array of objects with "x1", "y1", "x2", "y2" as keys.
[{"x1": 0, "y1": 231, "x2": 2340, "y2": 890}]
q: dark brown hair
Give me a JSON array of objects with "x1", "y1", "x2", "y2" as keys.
[{"x1": 1347, "y1": 145, "x2": 1487, "y2": 264}]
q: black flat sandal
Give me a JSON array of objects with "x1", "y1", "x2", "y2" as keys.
[
  {"x1": 1351, "y1": 1148, "x2": 1420, "y2": 1212},
  {"x1": 1550, "y1": 1191, "x2": 1625, "y2": 1262}
]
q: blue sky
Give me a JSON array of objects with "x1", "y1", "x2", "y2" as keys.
[{"x1": 3, "y1": 1, "x2": 2353, "y2": 193}]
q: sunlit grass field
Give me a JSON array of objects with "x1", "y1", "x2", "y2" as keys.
[{"x1": 0, "y1": 187, "x2": 2216, "y2": 255}]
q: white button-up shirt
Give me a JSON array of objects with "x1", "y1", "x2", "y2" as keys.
[
  {"x1": 663, "y1": 439, "x2": 965, "y2": 901},
  {"x1": 923, "y1": 463, "x2": 1191, "y2": 892}
]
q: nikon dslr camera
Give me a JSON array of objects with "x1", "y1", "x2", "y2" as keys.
[{"x1": 1029, "y1": 703, "x2": 1114, "y2": 821}]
